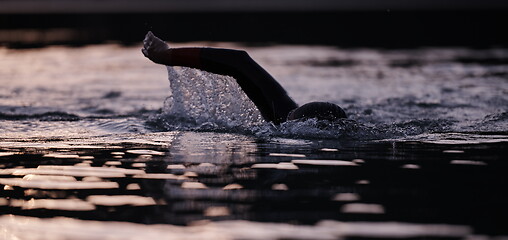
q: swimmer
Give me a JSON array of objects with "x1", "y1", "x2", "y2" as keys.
[{"x1": 142, "y1": 31, "x2": 346, "y2": 125}]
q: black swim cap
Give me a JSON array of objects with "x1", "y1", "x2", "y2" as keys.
[{"x1": 287, "y1": 102, "x2": 347, "y2": 121}]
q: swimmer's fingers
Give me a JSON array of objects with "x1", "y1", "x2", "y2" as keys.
[
  {"x1": 143, "y1": 38, "x2": 152, "y2": 50},
  {"x1": 149, "y1": 33, "x2": 168, "y2": 48},
  {"x1": 142, "y1": 31, "x2": 170, "y2": 64},
  {"x1": 143, "y1": 31, "x2": 155, "y2": 48},
  {"x1": 141, "y1": 38, "x2": 150, "y2": 57},
  {"x1": 143, "y1": 31, "x2": 168, "y2": 52},
  {"x1": 143, "y1": 32, "x2": 150, "y2": 44},
  {"x1": 151, "y1": 35, "x2": 164, "y2": 45}
]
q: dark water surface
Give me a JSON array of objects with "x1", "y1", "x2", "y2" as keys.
[
  {"x1": 0, "y1": 44, "x2": 507, "y2": 239},
  {"x1": 1, "y1": 132, "x2": 507, "y2": 239}
]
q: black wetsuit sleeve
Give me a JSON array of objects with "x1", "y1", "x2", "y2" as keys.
[{"x1": 197, "y1": 48, "x2": 298, "y2": 124}]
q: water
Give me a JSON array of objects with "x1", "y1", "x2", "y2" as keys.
[
  {"x1": 153, "y1": 46, "x2": 508, "y2": 140},
  {"x1": 0, "y1": 44, "x2": 507, "y2": 239},
  {"x1": 1, "y1": 45, "x2": 507, "y2": 139}
]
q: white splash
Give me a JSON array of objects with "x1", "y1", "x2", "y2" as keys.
[{"x1": 159, "y1": 66, "x2": 265, "y2": 131}]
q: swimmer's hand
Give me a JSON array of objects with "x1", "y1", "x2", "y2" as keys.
[{"x1": 142, "y1": 31, "x2": 170, "y2": 65}]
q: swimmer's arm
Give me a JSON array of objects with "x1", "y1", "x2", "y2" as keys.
[{"x1": 142, "y1": 32, "x2": 297, "y2": 124}]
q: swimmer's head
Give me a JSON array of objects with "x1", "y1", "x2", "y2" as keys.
[{"x1": 287, "y1": 102, "x2": 347, "y2": 122}]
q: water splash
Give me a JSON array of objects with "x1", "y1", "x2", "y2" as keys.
[
  {"x1": 148, "y1": 66, "x2": 267, "y2": 133},
  {"x1": 147, "y1": 66, "x2": 461, "y2": 140},
  {"x1": 272, "y1": 118, "x2": 454, "y2": 140}
]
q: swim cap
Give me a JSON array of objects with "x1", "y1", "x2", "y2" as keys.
[{"x1": 287, "y1": 102, "x2": 347, "y2": 121}]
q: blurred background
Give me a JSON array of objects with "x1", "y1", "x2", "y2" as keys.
[{"x1": 1, "y1": 0, "x2": 507, "y2": 48}]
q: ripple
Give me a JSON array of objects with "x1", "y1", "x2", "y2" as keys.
[
  {"x1": 268, "y1": 153, "x2": 306, "y2": 158},
  {"x1": 443, "y1": 150, "x2": 465, "y2": 153},
  {"x1": 0, "y1": 178, "x2": 119, "y2": 190},
  {"x1": 341, "y1": 203, "x2": 385, "y2": 214},
  {"x1": 401, "y1": 164, "x2": 421, "y2": 169},
  {"x1": 10, "y1": 199, "x2": 95, "y2": 211},
  {"x1": 126, "y1": 149, "x2": 165, "y2": 156},
  {"x1": 332, "y1": 193, "x2": 360, "y2": 202},
  {"x1": 3, "y1": 168, "x2": 124, "y2": 178},
  {"x1": 22, "y1": 174, "x2": 77, "y2": 182},
  {"x1": 37, "y1": 165, "x2": 145, "y2": 175},
  {"x1": 223, "y1": 183, "x2": 244, "y2": 190},
  {"x1": 204, "y1": 206, "x2": 231, "y2": 217},
  {"x1": 43, "y1": 154, "x2": 81, "y2": 159},
  {"x1": 133, "y1": 173, "x2": 188, "y2": 180},
  {"x1": 291, "y1": 159, "x2": 358, "y2": 166},
  {"x1": 450, "y1": 160, "x2": 487, "y2": 166},
  {"x1": 271, "y1": 183, "x2": 289, "y2": 191},
  {"x1": 181, "y1": 182, "x2": 208, "y2": 189},
  {"x1": 0, "y1": 152, "x2": 16, "y2": 157},
  {"x1": 86, "y1": 195, "x2": 156, "y2": 206},
  {"x1": 251, "y1": 162, "x2": 299, "y2": 170},
  {"x1": 0, "y1": 215, "x2": 474, "y2": 240},
  {"x1": 319, "y1": 148, "x2": 339, "y2": 152}
]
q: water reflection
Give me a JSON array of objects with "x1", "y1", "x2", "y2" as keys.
[
  {"x1": 0, "y1": 215, "x2": 473, "y2": 240},
  {"x1": 0, "y1": 131, "x2": 507, "y2": 238},
  {"x1": 87, "y1": 195, "x2": 157, "y2": 206}
]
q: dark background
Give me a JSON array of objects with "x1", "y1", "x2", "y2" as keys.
[{"x1": 0, "y1": 1, "x2": 507, "y2": 48}]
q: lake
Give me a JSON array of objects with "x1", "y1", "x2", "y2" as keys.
[{"x1": 0, "y1": 43, "x2": 507, "y2": 239}]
